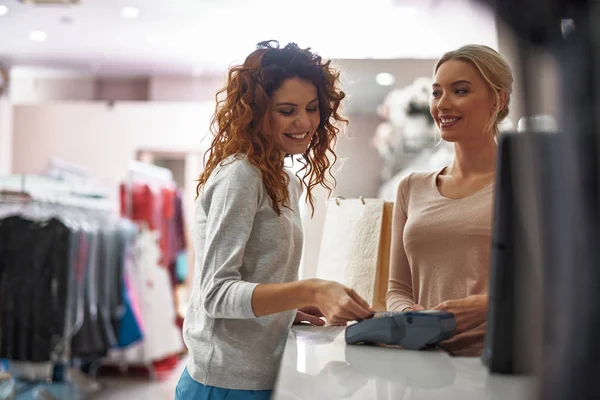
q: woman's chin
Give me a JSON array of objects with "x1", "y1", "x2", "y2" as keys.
[{"x1": 440, "y1": 131, "x2": 460, "y2": 143}]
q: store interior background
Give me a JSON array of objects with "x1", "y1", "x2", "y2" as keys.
[{"x1": 0, "y1": 0, "x2": 560, "y2": 397}]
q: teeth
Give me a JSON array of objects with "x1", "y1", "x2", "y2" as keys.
[
  {"x1": 287, "y1": 132, "x2": 308, "y2": 140},
  {"x1": 440, "y1": 117, "x2": 459, "y2": 124}
]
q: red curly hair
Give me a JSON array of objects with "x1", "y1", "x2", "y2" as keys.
[{"x1": 196, "y1": 40, "x2": 347, "y2": 216}]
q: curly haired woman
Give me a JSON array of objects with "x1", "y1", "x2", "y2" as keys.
[{"x1": 175, "y1": 41, "x2": 374, "y2": 400}]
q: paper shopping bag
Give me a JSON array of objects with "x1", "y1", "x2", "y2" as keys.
[
  {"x1": 373, "y1": 201, "x2": 393, "y2": 311},
  {"x1": 316, "y1": 198, "x2": 394, "y2": 311}
]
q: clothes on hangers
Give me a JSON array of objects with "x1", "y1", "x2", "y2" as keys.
[
  {"x1": 170, "y1": 190, "x2": 187, "y2": 285},
  {"x1": 0, "y1": 206, "x2": 145, "y2": 374},
  {"x1": 71, "y1": 226, "x2": 105, "y2": 358},
  {"x1": 0, "y1": 216, "x2": 71, "y2": 363},
  {"x1": 71, "y1": 220, "x2": 143, "y2": 359},
  {"x1": 119, "y1": 182, "x2": 188, "y2": 285},
  {"x1": 106, "y1": 227, "x2": 184, "y2": 364},
  {"x1": 118, "y1": 223, "x2": 144, "y2": 348}
]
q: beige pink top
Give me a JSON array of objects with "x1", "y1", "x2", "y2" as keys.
[{"x1": 386, "y1": 168, "x2": 493, "y2": 355}]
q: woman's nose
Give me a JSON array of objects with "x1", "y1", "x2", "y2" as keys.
[
  {"x1": 294, "y1": 112, "x2": 311, "y2": 129},
  {"x1": 436, "y1": 93, "x2": 452, "y2": 111}
]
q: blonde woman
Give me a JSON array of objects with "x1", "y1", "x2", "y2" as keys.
[{"x1": 386, "y1": 45, "x2": 513, "y2": 356}]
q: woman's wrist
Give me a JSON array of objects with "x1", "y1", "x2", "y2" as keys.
[{"x1": 300, "y1": 278, "x2": 321, "y2": 306}]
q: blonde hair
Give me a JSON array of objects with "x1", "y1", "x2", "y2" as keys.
[{"x1": 434, "y1": 44, "x2": 513, "y2": 137}]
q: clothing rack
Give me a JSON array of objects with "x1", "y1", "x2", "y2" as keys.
[
  {"x1": 0, "y1": 173, "x2": 123, "y2": 400},
  {"x1": 91, "y1": 160, "x2": 184, "y2": 381},
  {"x1": 45, "y1": 157, "x2": 93, "y2": 186},
  {"x1": 95, "y1": 161, "x2": 167, "y2": 380},
  {"x1": 0, "y1": 170, "x2": 170, "y2": 384},
  {"x1": 127, "y1": 160, "x2": 174, "y2": 183},
  {"x1": 0, "y1": 174, "x2": 113, "y2": 211}
]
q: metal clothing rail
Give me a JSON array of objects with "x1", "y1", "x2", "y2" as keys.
[
  {"x1": 0, "y1": 174, "x2": 113, "y2": 211},
  {"x1": 126, "y1": 160, "x2": 173, "y2": 183}
]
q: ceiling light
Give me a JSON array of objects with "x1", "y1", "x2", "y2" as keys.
[
  {"x1": 376, "y1": 72, "x2": 396, "y2": 86},
  {"x1": 29, "y1": 30, "x2": 47, "y2": 42},
  {"x1": 120, "y1": 7, "x2": 140, "y2": 18},
  {"x1": 0, "y1": 5, "x2": 9, "y2": 16}
]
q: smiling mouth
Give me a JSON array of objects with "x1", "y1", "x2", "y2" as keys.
[
  {"x1": 284, "y1": 132, "x2": 309, "y2": 140},
  {"x1": 439, "y1": 117, "x2": 461, "y2": 127}
]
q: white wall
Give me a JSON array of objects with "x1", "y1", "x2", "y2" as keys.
[
  {"x1": 8, "y1": 74, "x2": 226, "y2": 103},
  {"x1": 331, "y1": 114, "x2": 383, "y2": 198},
  {"x1": 10, "y1": 78, "x2": 97, "y2": 103},
  {"x1": 334, "y1": 58, "x2": 437, "y2": 114},
  {"x1": 9, "y1": 74, "x2": 152, "y2": 104},
  {"x1": 149, "y1": 76, "x2": 225, "y2": 102},
  {"x1": 0, "y1": 95, "x2": 13, "y2": 175},
  {"x1": 96, "y1": 78, "x2": 150, "y2": 102},
  {"x1": 12, "y1": 102, "x2": 214, "y2": 202}
]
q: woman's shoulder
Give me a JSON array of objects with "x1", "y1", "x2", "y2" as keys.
[
  {"x1": 398, "y1": 168, "x2": 442, "y2": 193},
  {"x1": 213, "y1": 154, "x2": 262, "y2": 182},
  {"x1": 198, "y1": 155, "x2": 265, "y2": 206}
]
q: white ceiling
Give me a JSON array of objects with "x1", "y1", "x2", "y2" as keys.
[{"x1": 0, "y1": 0, "x2": 499, "y2": 77}]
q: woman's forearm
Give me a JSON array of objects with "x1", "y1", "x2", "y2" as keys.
[
  {"x1": 386, "y1": 290, "x2": 415, "y2": 312},
  {"x1": 251, "y1": 279, "x2": 317, "y2": 317}
]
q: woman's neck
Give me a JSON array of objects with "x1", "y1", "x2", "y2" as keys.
[{"x1": 450, "y1": 136, "x2": 497, "y2": 179}]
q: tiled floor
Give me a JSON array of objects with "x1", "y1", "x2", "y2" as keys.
[
  {"x1": 90, "y1": 358, "x2": 186, "y2": 400},
  {"x1": 5, "y1": 358, "x2": 186, "y2": 399}
]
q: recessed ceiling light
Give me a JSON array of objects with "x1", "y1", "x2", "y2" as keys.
[
  {"x1": 120, "y1": 7, "x2": 140, "y2": 18},
  {"x1": 0, "y1": 5, "x2": 9, "y2": 16},
  {"x1": 376, "y1": 72, "x2": 396, "y2": 86},
  {"x1": 29, "y1": 31, "x2": 47, "y2": 42}
]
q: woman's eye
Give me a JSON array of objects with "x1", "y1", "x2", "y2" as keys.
[
  {"x1": 432, "y1": 90, "x2": 441, "y2": 97},
  {"x1": 456, "y1": 88, "x2": 468, "y2": 95},
  {"x1": 307, "y1": 107, "x2": 319, "y2": 113},
  {"x1": 279, "y1": 109, "x2": 294, "y2": 116}
]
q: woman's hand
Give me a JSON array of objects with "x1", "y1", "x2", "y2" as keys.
[
  {"x1": 311, "y1": 279, "x2": 375, "y2": 326},
  {"x1": 293, "y1": 306, "x2": 325, "y2": 326},
  {"x1": 432, "y1": 294, "x2": 488, "y2": 334}
]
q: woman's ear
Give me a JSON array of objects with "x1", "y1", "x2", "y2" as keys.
[{"x1": 497, "y1": 92, "x2": 508, "y2": 112}]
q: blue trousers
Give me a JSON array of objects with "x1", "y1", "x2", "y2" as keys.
[{"x1": 175, "y1": 367, "x2": 273, "y2": 400}]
